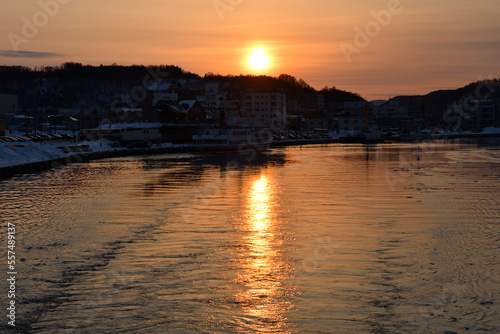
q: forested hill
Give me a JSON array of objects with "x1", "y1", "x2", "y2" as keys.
[
  {"x1": 394, "y1": 79, "x2": 500, "y2": 105},
  {"x1": 0, "y1": 63, "x2": 364, "y2": 111}
]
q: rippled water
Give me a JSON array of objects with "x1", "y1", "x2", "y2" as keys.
[{"x1": 0, "y1": 140, "x2": 499, "y2": 333}]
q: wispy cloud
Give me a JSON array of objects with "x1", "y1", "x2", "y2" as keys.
[{"x1": 0, "y1": 50, "x2": 64, "y2": 58}]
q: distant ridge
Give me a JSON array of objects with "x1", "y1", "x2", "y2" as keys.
[
  {"x1": 369, "y1": 100, "x2": 387, "y2": 107},
  {"x1": 393, "y1": 78, "x2": 500, "y2": 105}
]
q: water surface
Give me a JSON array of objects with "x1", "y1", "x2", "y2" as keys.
[{"x1": 0, "y1": 140, "x2": 498, "y2": 333}]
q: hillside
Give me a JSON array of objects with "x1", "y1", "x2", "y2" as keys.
[
  {"x1": 394, "y1": 79, "x2": 500, "y2": 105},
  {"x1": 0, "y1": 63, "x2": 364, "y2": 112}
]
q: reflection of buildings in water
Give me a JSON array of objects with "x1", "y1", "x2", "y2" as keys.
[
  {"x1": 190, "y1": 151, "x2": 288, "y2": 170},
  {"x1": 233, "y1": 174, "x2": 293, "y2": 331},
  {"x1": 136, "y1": 151, "x2": 288, "y2": 197}
]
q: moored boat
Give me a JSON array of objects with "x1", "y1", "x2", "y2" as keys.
[{"x1": 190, "y1": 119, "x2": 272, "y2": 153}]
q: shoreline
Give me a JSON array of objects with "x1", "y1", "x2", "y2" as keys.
[
  {"x1": 0, "y1": 145, "x2": 187, "y2": 180},
  {"x1": 1, "y1": 131, "x2": 499, "y2": 180}
]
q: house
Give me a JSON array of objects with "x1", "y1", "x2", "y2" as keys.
[
  {"x1": 47, "y1": 115, "x2": 79, "y2": 132},
  {"x1": 155, "y1": 101, "x2": 186, "y2": 123},
  {"x1": 4, "y1": 114, "x2": 35, "y2": 133},
  {"x1": 154, "y1": 100, "x2": 206, "y2": 124},
  {"x1": 178, "y1": 100, "x2": 206, "y2": 123}
]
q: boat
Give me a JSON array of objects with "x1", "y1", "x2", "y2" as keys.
[{"x1": 190, "y1": 118, "x2": 272, "y2": 153}]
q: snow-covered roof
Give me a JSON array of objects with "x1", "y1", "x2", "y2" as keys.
[
  {"x1": 121, "y1": 108, "x2": 142, "y2": 112},
  {"x1": 148, "y1": 82, "x2": 170, "y2": 91},
  {"x1": 179, "y1": 100, "x2": 197, "y2": 112}
]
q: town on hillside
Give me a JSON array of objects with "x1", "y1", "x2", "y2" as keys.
[{"x1": 1, "y1": 64, "x2": 499, "y2": 145}]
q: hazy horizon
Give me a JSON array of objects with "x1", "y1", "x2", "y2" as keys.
[{"x1": 1, "y1": 0, "x2": 499, "y2": 100}]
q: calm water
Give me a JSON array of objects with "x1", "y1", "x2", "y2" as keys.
[{"x1": 1, "y1": 140, "x2": 499, "y2": 333}]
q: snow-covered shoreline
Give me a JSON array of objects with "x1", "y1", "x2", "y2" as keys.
[
  {"x1": 1, "y1": 127, "x2": 499, "y2": 173},
  {"x1": 0, "y1": 139, "x2": 117, "y2": 168},
  {"x1": 0, "y1": 140, "x2": 188, "y2": 180},
  {"x1": 436, "y1": 126, "x2": 500, "y2": 137}
]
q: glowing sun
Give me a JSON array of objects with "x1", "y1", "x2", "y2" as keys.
[{"x1": 248, "y1": 49, "x2": 270, "y2": 71}]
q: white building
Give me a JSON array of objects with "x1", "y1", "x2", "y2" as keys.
[
  {"x1": 243, "y1": 92, "x2": 287, "y2": 130},
  {"x1": 205, "y1": 83, "x2": 218, "y2": 109},
  {"x1": 198, "y1": 83, "x2": 240, "y2": 121}
]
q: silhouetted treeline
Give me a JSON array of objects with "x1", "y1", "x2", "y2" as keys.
[
  {"x1": 0, "y1": 63, "x2": 365, "y2": 112},
  {"x1": 0, "y1": 63, "x2": 193, "y2": 81},
  {"x1": 202, "y1": 73, "x2": 365, "y2": 103}
]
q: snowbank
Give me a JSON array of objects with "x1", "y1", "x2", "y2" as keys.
[
  {"x1": 0, "y1": 139, "x2": 115, "y2": 168},
  {"x1": 481, "y1": 126, "x2": 500, "y2": 134}
]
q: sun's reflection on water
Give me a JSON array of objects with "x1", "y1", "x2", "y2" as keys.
[
  {"x1": 248, "y1": 174, "x2": 273, "y2": 236},
  {"x1": 233, "y1": 173, "x2": 293, "y2": 332}
]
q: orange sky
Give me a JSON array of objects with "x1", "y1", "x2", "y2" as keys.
[{"x1": 1, "y1": 0, "x2": 499, "y2": 100}]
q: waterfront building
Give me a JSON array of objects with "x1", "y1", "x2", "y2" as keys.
[
  {"x1": 243, "y1": 92, "x2": 287, "y2": 131},
  {"x1": 469, "y1": 100, "x2": 496, "y2": 130},
  {"x1": 375, "y1": 100, "x2": 410, "y2": 129},
  {"x1": 199, "y1": 83, "x2": 240, "y2": 123},
  {"x1": 3, "y1": 114, "x2": 35, "y2": 133},
  {"x1": 336, "y1": 101, "x2": 370, "y2": 131}
]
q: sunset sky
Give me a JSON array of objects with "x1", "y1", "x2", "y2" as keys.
[{"x1": 1, "y1": 0, "x2": 499, "y2": 100}]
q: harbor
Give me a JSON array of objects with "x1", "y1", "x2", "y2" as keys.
[
  {"x1": 1, "y1": 141, "x2": 498, "y2": 333},
  {"x1": 1, "y1": 1, "x2": 500, "y2": 332}
]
